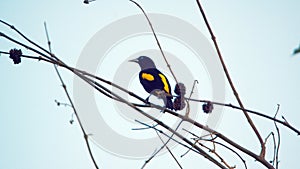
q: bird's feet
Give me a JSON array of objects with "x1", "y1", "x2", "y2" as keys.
[{"x1": 160, "y1": 106, "x2": 167, "y2": 113}]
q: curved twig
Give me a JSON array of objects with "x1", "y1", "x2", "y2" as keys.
[
  {"x1": 213, "y1": 141, "x2": 248, "y2": 169},
  {"x1": 129, "y1": 0, "x2": 179, "y2": 84}
]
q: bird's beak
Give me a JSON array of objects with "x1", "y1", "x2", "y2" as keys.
[{"x1": 129, "y1": 58, "x2": 138, "y2": 63}]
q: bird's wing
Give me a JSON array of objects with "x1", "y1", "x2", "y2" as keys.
[{"x1": 139, "y1": 69, "x2": 172, "y2": 95}]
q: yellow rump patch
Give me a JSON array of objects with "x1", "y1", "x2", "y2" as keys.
[
  {"x1": 142, "y1": 73, "x2": 154, "y2": 81},
  {"x1": 158, "y1": 74, "x2": 170, "y2": 94}
]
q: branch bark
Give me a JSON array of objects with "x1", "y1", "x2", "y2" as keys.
[{"x1": 195, "y1": 0, "x2": 266, "y2": 158}]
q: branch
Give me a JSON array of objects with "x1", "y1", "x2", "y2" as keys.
[
  {"x1": 213, "y1": 141, "x2": 247, "y2": 169},
  {"x1": 183, "y1": 129, "x2": 247, "y2": 169},
  {"x1": 0, "y1": 45, "x2": 291, "y2": 169},
  {"x1": 0, "y1": 45, "x2": 276, "y2": 168},
  {"x1": 263, "y1": 132, "x2": 276, "y2": 166},
  {"x1": 140, "y1": 120, "x2": 184, "y2": 169},
  {"x1": 185, "y1": 80, "x2": 198, "y2": 117},
  {"x1": 132, "y1": 120, "x2": 182, "y2": 169},
  {"x1": 185, "y1": 98, "x2": 300, "y2": 135},
  {"x1": 43, "y1": 22, "x2": 99, "y2": 169},
  {"x1": 1, "y1": 29, "x2": 288, "y2": 169},
  {"x1": 195, "y1": 0, "x2": 265, "y2": 158},
  {"x1": 0, "y1": 19, "x2": 58, "y2": 61},
  {"x1": 129, "y1": 0, "x2": 179, "y2": 84},
  {"x1": 274, "y1": 105, "x2": 281, "y2": 169},
  {"x1": 164, "y1": 107, "x2": 274, "y2": 169},
  {"x1": 133, "y1": 120, "x2": 202, "y2": 156},
  {"x1": 155, "y1": 128, "x2": 183, "y2": 169}
]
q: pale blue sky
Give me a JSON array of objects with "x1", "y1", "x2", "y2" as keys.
[{"x1": 0, "y1": 0, "x2": 300, "y2": 169}]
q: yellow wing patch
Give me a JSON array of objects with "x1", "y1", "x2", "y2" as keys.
[
  {"x1": 158, "y1": 74, "x2": 170, "y2": 94},
  {"x1": 142, "y1": 73, "x2": 154, "y2": 81}
]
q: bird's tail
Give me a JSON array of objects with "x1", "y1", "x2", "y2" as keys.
[{"x1": 166, "y1": 96, "x2": 173, "y2": 110}]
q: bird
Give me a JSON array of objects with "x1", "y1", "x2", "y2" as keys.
[
  {"x1": 293, "y1": 44, "x2": 300, "y2": 55},
  {"x1": 129, "y1": 56, "x2": 173, "y2": 110}
]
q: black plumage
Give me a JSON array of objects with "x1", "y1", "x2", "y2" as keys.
[{"x1": 130, "y1": 56, "x2": 173, "y2": 110}]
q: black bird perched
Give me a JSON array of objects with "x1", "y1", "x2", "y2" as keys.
[{"x1": 129, "y1": 56, "x2": 173, "y2": 110}]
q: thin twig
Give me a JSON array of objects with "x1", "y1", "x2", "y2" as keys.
[
  {"x1": 43, "y1": 22, "x2": 99, "y2": 169},
  {"x1": 271, "y1": 133, "x2": 276, "y2": 166},
  {"x1": 213, "y1": 141, "x2": 248, "y2": 169},
  {"x1": 54, "y1": 99, "x2": 72, "y2": 107},
  {"x1": 155, "y1": 130, "x2": 183, "y2": 169},
  {"x1": 195, "y1": 0, "x2": 265, "y2": 157},
  {"x1": 183, "y1": 129, "x2": 247, "y2": 169},
  {"x1": 141, "y1": 120, "x2": 184, "y2": 169},
  {"x1": 185, "y1": 80, "x2": 198, "y2": 117},
  {"x1": 187, "y1": 80, "x2": 198, "y2": 100},
  {"x1": 209, "y1": 134, "x2": 236, "y2": 169},
  {"x1": 183, "y1": 116, "x2": 273, "y2": 168},
  {"x1": 181, "y1": 133, "x2": 215, "y2": 158},
  {"x1": 274, "y1": 104, "x2": 281, "y2": 169},
  {"x1": 263, "y1": 132, "x2": 276, "y2": 166},
  {"x1": 134, "y1": 120, "x2": 205, "y2": 156},
  {"x1": 178, "y1": 80, "x2": 200, "y2": 156},
  {"x1": 183, "y1": 129, "x2": 235, "y2": 169},
  {"x1": 129, "y1": 0, "x2": 179, "y2": 84},
  {"x1": 194, "y1": 136, "x2": 235, "y2": 169},
  {"x1": 185, "y1": 98, "x2": 300, "y2": 135},
  {"x1": 0, "y1": 19, "x2": 61, "y2": 62},
  {"x1": 0, "y1": 51, "x2": 46, "y2": 61}
]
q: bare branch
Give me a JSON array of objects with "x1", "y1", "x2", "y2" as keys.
[
  {"x1": 129, "y1": 0, "x2": 179, "y2": 84},
  {"x1": 185, "y1": 80, "x2": 199, "y2": 117},
  {"x1": 183, "y1": 128, "x2": 247, "y2": 169},
  {"x1": 185, "y1": 98, "x2": 300, "y2": 135},
  {"x1": 274, "y1": 105, "x2": 281, "y2": 169},
  {"x1": 0, "y1": 19, "x2": 58, "y2": 60},
  {"x1": 43, "y1": 22, "x2": 99, "y2": 169},
  {"x1": 195, "y1": 0, "x2": 265, "y2": 158},
  {"x1": 140, "y1": 120, "x2": 184, "y2": 169},
  {"x1": 134, "y1": 120, "x2": 202, "y2": 156},
  {"x1": 155, "y1": 130, "x2": 183, "y2": 169},
  {"x1": 213, "y1": 141, "x2": 248, "y2": 169}
]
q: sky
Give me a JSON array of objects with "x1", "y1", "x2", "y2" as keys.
[{"x1": 0, "y1": 0, "x2": 300, "y2": 169}]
